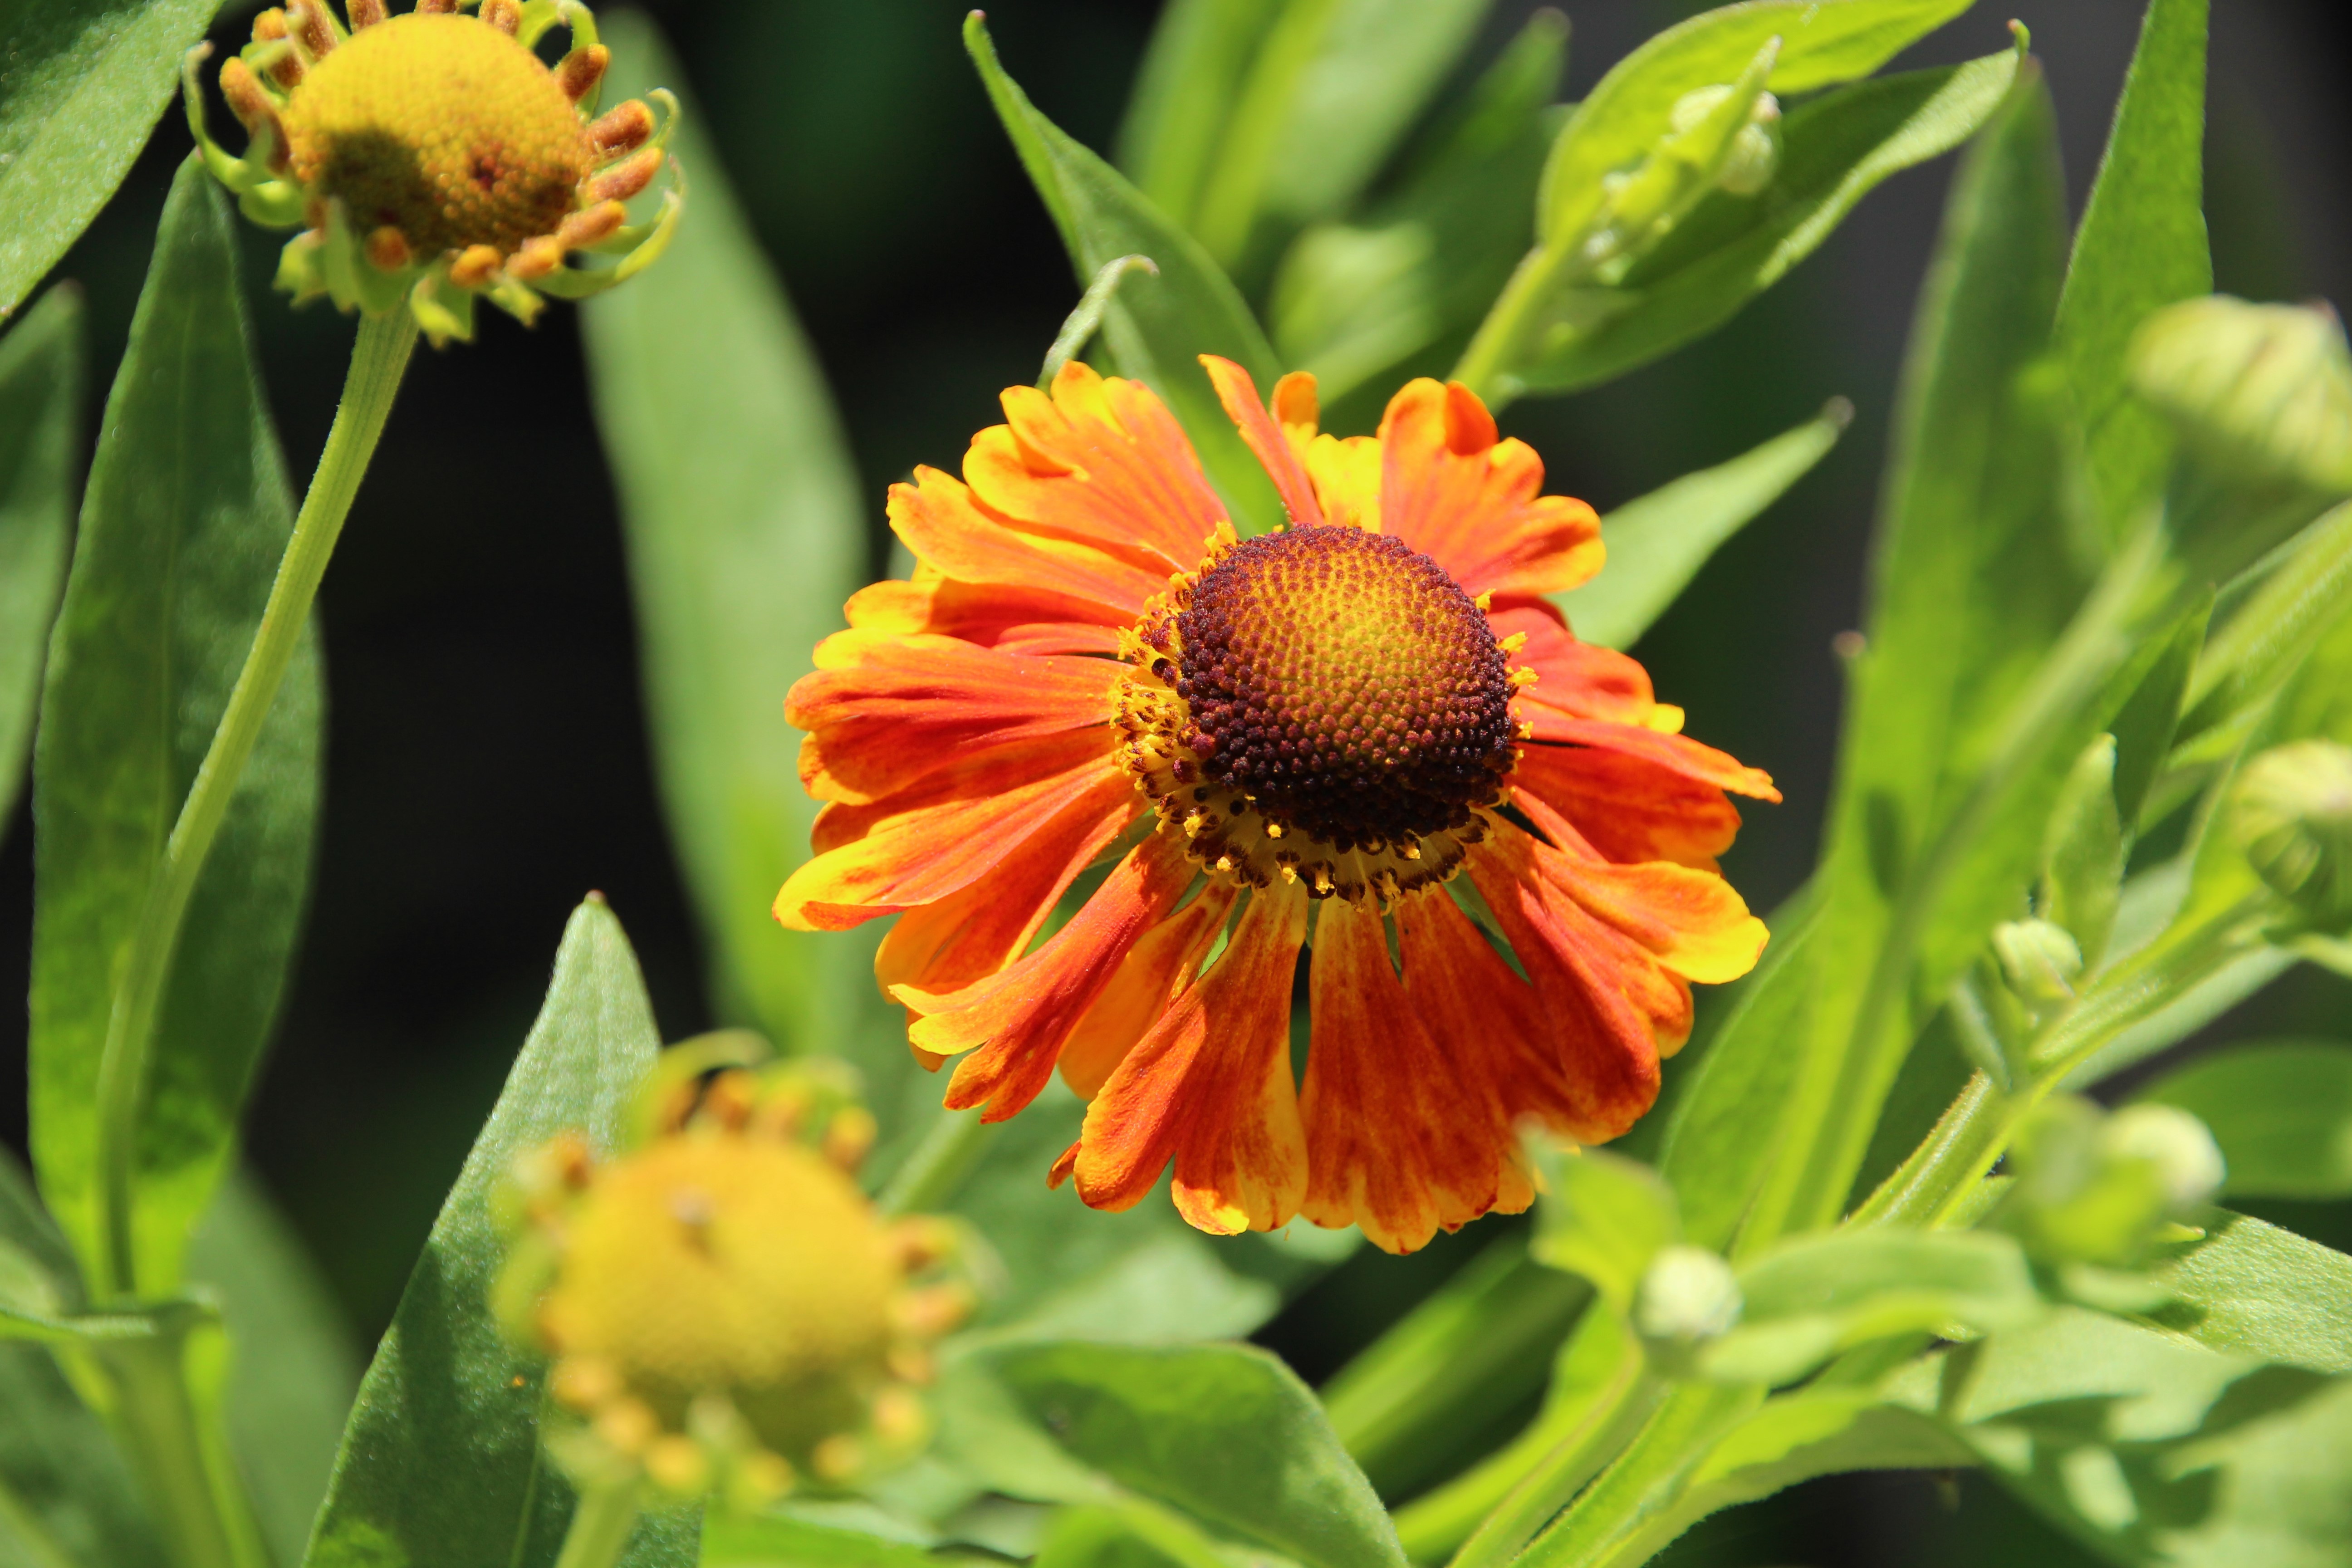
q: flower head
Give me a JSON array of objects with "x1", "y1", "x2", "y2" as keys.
[
  {"x1": 499, "y1": 1046, "x2": 964, "y2": 1507},
  {"x1": 182, "y1": 0, "x2": 681, "y2": 345},
  {"x1": 2230, "y1": 738, "x2": 2352, "y2": 927},
  {"x1": 776, "y1": 360, "x2": 1776, "y2": 1254}
]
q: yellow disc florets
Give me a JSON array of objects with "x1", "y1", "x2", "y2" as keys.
[
  {"x1": 499, "y1": 1043, "x2": 968, "y2": 1508},
  {"x1": 183, "y1": 0, "x2": 683, "y2": 345}
]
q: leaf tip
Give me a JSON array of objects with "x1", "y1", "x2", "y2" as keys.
[{"x1": 1822, "y1": 395, "x2": 1855, "y2": 431}]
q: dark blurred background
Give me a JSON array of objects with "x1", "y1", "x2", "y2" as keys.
[{"x1": 6, "y1": 2, "x2": 2351, "y2": 1563}]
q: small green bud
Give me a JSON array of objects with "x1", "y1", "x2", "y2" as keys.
[
  {"x1": 1668, "y1": 85, "x2": 1781, "y2": 196},
  {"x1": 2128, "y1": 297, "x2": 2352, "y2": 493},
  {"x1": 1992, "y1": 918, "x2": 2084, "y2": 1009},
  {"x1": 1633, "y1": 1244, "x2": 1742, "y2": 1360},
  {"x1": 2229, "y1": 739, "x2": 2352, "y2": 927},
  {"x1": 2102, "y1": 1103, "x2": 2225, "y2": 1210},
  {"x1": 2004, "y1": 1096, "x2": 2222, "y2": 1269}
]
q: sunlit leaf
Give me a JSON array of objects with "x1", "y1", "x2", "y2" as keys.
[
  {"x1": 0, "y1": 0, "x2": 218, "y2": 320},
  {"x1": 2145, "y1": 1209, "x2": 2352, "y2": 1373},
  {"x1": 0, "y1": 283, "x2": 81, "y2": 837},
  {"x1": 1528, "y1": 1146, "x2": 1680, "y2": 1315},
  {"x1": 29, "y1": 158, "x2": 322, "y2": 1295},
  {"x1": 303, "y1": 897, "x2": 696, "y2": 1568}
]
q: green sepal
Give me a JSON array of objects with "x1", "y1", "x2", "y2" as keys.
[{"x1": 408, "y1": 272, "x2": 477, "y2": 348}]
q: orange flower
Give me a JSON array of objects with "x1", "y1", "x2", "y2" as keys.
[{"x1": 776, "y1": 358, "x2": 1778, "y2": 1254}]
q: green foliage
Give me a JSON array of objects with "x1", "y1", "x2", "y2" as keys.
[
  {"x1": 0, "y1": 0, "x2": 217, "y2": 320},
  {"x1": 0, "y1": 284, "x2": 80, "y2": 838},
  {"x1": 965, "y1": 15, "x2": 1283, "y2": 534},
  {"x1": 304, "y1": 898, "x2": 696, "y2": 1568},
  {"x1": 1529, "y1": 1147, "x2": 1681, "y2": 1316},
  {"x1": 581, "y1": 15, "x2": 875, "y2": 1073},
  {"x1": 1557, "y1": 402, "x2": 1847, "y2": 651},
  {"x1": 2138, "y1": 1041, "x2": 2352, "y2": 1199},
  {"x1": 29, "y1": 160, "x2": 322, "y2": 1297}
]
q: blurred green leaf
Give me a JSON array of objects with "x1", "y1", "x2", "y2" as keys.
[
  {"x1": 2128, "y1": 298, "x2": 2352, "y2": 495},
  {"x1": 1557, "y1": 400, "x2": 1847, "y2": 650},
  {"x1": 1031, "y1": 1503, "x2": 1219, "y2": 1568},
  {"x1": 1528, "y1": 1146, "x2": 1680, "y2": 1315},
  {"x1": 953, "y1": 1341, "x2": 1405, "y2": 1568},
  {"x1": 0, "y1": 1147, "x2": 168, "y2": 1568},
  {"x1": 0, "y1": 0, "x2": 218, "y2": 321},
  {"x1": 1269, "y1": 10, "x2": 1564, "y2": 416},
  {"x1": 186, "y1": 1169, "x2": 358, "y2": 1568},
  {"x1": 1700, "y1": 1229, "x2": 2041, "y2": 1384},
  {"x1": 2136, "y1": 1042, "x2": 2352, "y2": 1199},
  {"x1": 1118, "y1": 0, "x2": 1286, "y2": 232},
  {"x1": 2176, "y1": 500, "x2": 2352, "y2": 754},
  {"x1": 2145, "y1": 1209, "x2": 2352, "y2": 1372},
  {"x1": 29, "y1": 158, "x2": 322, "y2": 1296},
  {"x1": 2040, "y1": 735, "x2": 2125, "y2": 968},
  {"x1": 2054, "y1": 0, "x2": 2212, "y2": 547},
  {"x1": 1514, "y1": 49, "x2": 2020, "y2": 397},
  {"x1": 964, "y1": 14, "x2": 1283, "y2": 534},
  {"x1": 0, "y1": 284, "x2": 81, "y2": 838},
  {"x1": 703, "y1": 1513, "x2": 977, "y2": 1568},
  {"x1": 583, "y1": 15, "x2": 876, "y2": 1079},
  {"x1": 304, "y1": 897, "x2": 695, "y2": 1568},
  {"x1": 2109, "y1": 599, "x2": 2205, "y2": 831}
]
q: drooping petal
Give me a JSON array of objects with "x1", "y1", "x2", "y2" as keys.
[
  {"x1": 961, "y1": 362, "x2": 1230, "y2": 572},
  {"x1": 1377, "y1": 380, "x2": 1603, "y2": 599},
  {"x1": 1511, "y1": 744, "x2": 1745, "y2": 870},
  {"x1": 1057, "y1": 880, "x2": 1238, "y2": 1100},
  {"x1": 1512, "y1": 795, "x2": 1769, "y2": 988},
  {"x1": 1524, "y1": 715, "x2": 1781, "y2": 803},
  {"x1": 1074, "y1": 885, "x2": 1309, "y2": 1234},
  {"x1": 777, "y1": 731, "x2": 1121, "y2": 931},
  {"x1": 1301, "y1": 897, "x2": 1499, "y2": 1253},
  {"x1": 791, "y1": 629, "x2": 1121, "y2": 804},
  {"x1": 895, "y1": 831, "x2": 1199, "y2": 1121},
  {"x1": 890, "y1": 465, "x2": 1163, "y2": 619},
  {"x1": 844, "y1": 576, "x2": 1127, "y2": 657},
  {"x1": 1202, "y1": 355, "x2": 1325, "y2": 528}
]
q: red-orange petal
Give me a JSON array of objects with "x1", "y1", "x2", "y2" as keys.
[
  {"x1": 1524, "y1": 715, "x2": 1781, "y2": 803},
  {"x1": 844, "y1": 576, "x2": 1127, "y2": 657},
  {"x1": 1509, "y1": 798, "x2": 1769, "y2": 989},
  {"x1": 1377, "y1": 380, "x2": 1604, "y2": 599},
  {"x1": 1302, "y1": 897, "x2": 1499, "y2": 1253},
  {"x1": 889, "y1": 465, "x2": 1162, "y2": 619},
  {"x1": 1057, "y1": 880, "x2": 1238, "y2": 1100},
  {"x1": 1074, "y1": 885, "x2": 1309, "y2": 1234},
  {"x1": 896, "y1": 831, "x2": 1198, "y2": 1120},
  {"x1": 1202, "y1": 355, "x2": 1326, "y2": 528},
  {"x1": 791, "y1": 630, "x2": 1121, "y2": 805},
  {"x1": 1490, "y1": 600, "x2": 1662, "y2": 727},
  {"x1": 1511, "y1": 745, "x2": 1745, "y2": 870},
  {"x1": 777, "y1": 732, "x2": 1121, "y2": 931}
]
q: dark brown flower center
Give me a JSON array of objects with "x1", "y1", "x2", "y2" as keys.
[{"x1": 1171, "y1": 526, "x2": 1516, "y2": 853}]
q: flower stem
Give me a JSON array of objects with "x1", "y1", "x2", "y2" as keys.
[
  {"x1": 878, "y1": 1104, "x2": 997, "y2": 1217},
  {"x1": 98, "y1": 1333, "x2": 268, "y2": 1568},
  {"x1": 1450, "y1": 242, "x2": 1575, "y2": 410},
  {"x1": 552, "y1": 1480, "x2": 642, "y2": 1568},
  {"x1": 91, "y1": 311, "x2": 416, "y2": 1301}
]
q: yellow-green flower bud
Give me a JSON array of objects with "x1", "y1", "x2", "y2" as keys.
[
  {"x1": 2004, "y1": 1096, "x2": 2222, "y2": 1269},
  {"x1": 1633, "y1": 1244, "x2": 1742, "y2": 1371},
  {"x1": 2128, "y1": 296, "x2": 2352, "y2": 494},
  {"x1": 1671, "y1": 86, "x2": 1781, "y2": 196},
  {"x1": 2230, "y1": 739, "x2": 2352, "y2": 927},
  {"x1": 1992, "y1": 917, "x2": 2084, "y2": 1010}
]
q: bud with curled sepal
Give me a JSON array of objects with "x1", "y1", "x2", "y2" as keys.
[
  {"x1": 1991, "y1": 918, "x2": 2085, "y2": 1017},
  {"x1": 1670, "y1": 84, "x2": 1780, "y2": 196},
  {"x1": 498, "y1": 1050, "x2": 970, "y2": 1511},
  {"x1": 2128, "y1": 296, "x2": 2352, "y2": 495},
  {"x1": 2229, "y1": 740, "x2": 2352, "y2": 930},
  {"x1": 1632, "y1": 1244, "x2": 1741, "y2": 1377},
  {"x1": 2001, "y1": 1095, "x2": 2224, "y2": 1275},
  {"x1": 180, "y1": 0, "x2": 682, "y2": 346}
]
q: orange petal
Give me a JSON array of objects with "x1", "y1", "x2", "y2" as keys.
[
  {"x1": 1271, "y1": 371, "x2": 1321, "y2": 464},
  {"x1": 845, "y1": 576, "x2": 1127, "y2": 657},
  {"x1": 890, "y1": 465, "x2": 1161, "y2": 619},
  {"x1": 876, "y1": 784, "x2": 1143, "y2": 1004},
  {"x1": 790, "y1": 630, "x2": 1121, "y2": 805},
  {"x1": 1511, "y1": 745, "x2": 1745, "y2": 870},
  {"x1": 960, "y1": 363, "x2": 1230, "y2": 572},
  {"x1": 1301, "y1": 432, "x2": 1385, "y2": 531},
  {"x1": 1073, "y1": 885, "x2": 1309, "y2": 1233},
  {"x1": 1377, "y1": 380, "x2": 1604, "y2": 598},
  {"x1": 1490, "y1": 600, "x2": 1662, "y2": 726},
  {"x1": 1523, "y1": 715, "x2": 1781, "y2": 803},
  {"x1": 897, "y1": 832, "x2": 1198, "y2": 1121},
  {"x1": 1513, "y1": 809, "x2": 1770, "y2": 988},
  {"x1": 777, "y1": 733, "x2": 1120, "y2": 931},
  {"x1": 1058, "y1": 880, "x2": 1238, "y2": 1100},
  {"x1": 1202, "y1": 355, "x2": 1325, "y2": 528},
  {"x1": 1302, "y1": 897, "x2": 1500, "y2": 1253}
]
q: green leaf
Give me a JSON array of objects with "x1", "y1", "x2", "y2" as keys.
[
  {"x1": 29, "y1": 157, "x2": 323, "y2": 1296},
  {"x1": 1556, "y1": 401, "x2": 1847, "y2": 650},
  {"x1": 1529, "y1": 1146, "x2": 1681, "y2": 1316},
  {"x1": 0, "y1": 0, "x2": 218, "y2": 320},
  {"x1": 952, "y1": 1342, "x2": 1405, "y2": 1568},
  {"x1": 1032, "y1": 1503, "x2": 1215, "y2": 1568},
  {"x1": 2145, "y1": 1209, "x2": 2352, "y2": 1372},
  {"x1": 2136, "y1": 1042, "x2": 2352, "y2": 1200},
  {"x1": 1516, "y1": 49, "x2": 2021, "y2": 397},
  {"x1": 2054, "y1": 0, "x2": 2212, "y2": 547},
  {"x1": 0, "y1": 284, "x2": 81, "y2": 837},
  {"x1": 964, "y1": 14, "x2": 1283, "y2": 535},
  {"x1": 2040, "y1": 735, "x2": 2125, "y2": 968},
  {"x1": 186, "y1": 1170, "x2": 359, "y2": 1568},
  {"x1": 2177, "y1": 501, "x2": 2352, "y2": 752},
  {"x1": 304, "y1": 897, "x2": 695, "y2": 1568},
  {"x1": 2108, "y1": 598, "x2": 2205, "y2": 831},
  {"x1": 703, "y1": 1512, "x2": 977, "y2": 1568},
  {"x1": 1117, "y1": 0, "x2": 1281, "y2": 231},
  {"x1": 1699, "y1": 1229, "x2": 2042, "y2": 1384},
  {"x1": 581, "y1": 16, "x2": 877, "y2": 1078},
  {"x1": 1268, "y1": 10, "x2": 1564, "y2": 414}
]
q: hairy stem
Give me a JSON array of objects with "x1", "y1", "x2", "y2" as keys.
[{"x1": 552, "y1": 1479, "x2": 643, "y2": 1568}]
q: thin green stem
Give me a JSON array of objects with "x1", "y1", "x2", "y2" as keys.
[
  {"x1": 100, "y1": 1335, "x2": 266, "y2": 1568},
  {"x1": 1515, "y1": 1382, "x2": 1761, "y2": 1568},
  {"x1": 1449, "y1": 241, "x2": 1576, "y2": 409},
  {"x1": 1442, "y1": 1357, "x2": 1659, "y2": 1568},
  {"x1": 91, "y1": 312, "x2": 416, "y2": 1301},
  {"x1": 552, "y1": 1480, "x2": 642, "y2": 1568},
  {"x1": 878, "y1": 1104, "x2": 997, "y2": 1217}
]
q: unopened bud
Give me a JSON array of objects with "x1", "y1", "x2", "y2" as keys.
[
  {"x1": 2130, "y1": 297, "x2": 2352, "y2": 493},
  {"x1": 1669, "y1": 84, "x2": 1780, "y2": 195},
  {"x1": 2103, "y1": 1104, "x2": 2225, "y2": 1210},
  {"x1": 1993, "y1": 918, "x2": 2084, "y2": 1007},
  {"x1": 2230, "y1": 740, "x2": 2352, "y2": 926},
  {"x1": 1634, "y1": 1245, "x2": 1742, "y2": 1348}
]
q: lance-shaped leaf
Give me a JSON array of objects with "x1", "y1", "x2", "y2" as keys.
[
  {"x1": 965, "y1": 14, "x2": 1282, "y2": 534},
  {"x1": 0, "y1": 283, "x2": 81, "y2": 834},
  {"x1": 29, "y1": 158, "x2": 323, "y2": 1295},
  {"x1": 2144, "y1": 1209, "x2": 2352, "y2": 1372},
  {"x1": 303, "y1": 897, "x2": 696, "y2": 1568},
  {"x1": 583, "y1": 15, "x2": 874, "y2": 1071},
  {"x1": 0, "y1": 0, "x2": 219, "y2": 320}
]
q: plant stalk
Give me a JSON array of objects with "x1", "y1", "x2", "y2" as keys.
[
  {"x1": 91, "y1": 311, "x2": 416, "y2": 1302},
  {"x1": 878, "y1": 1104, "x2": 997, "y2": 1217},
  {"x1": 98, "y1": 1334, "x2": 266, "y2": 1568},
  {"x1": 552, "y1": 1480, "x2": 643, "y2": 1568}
]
